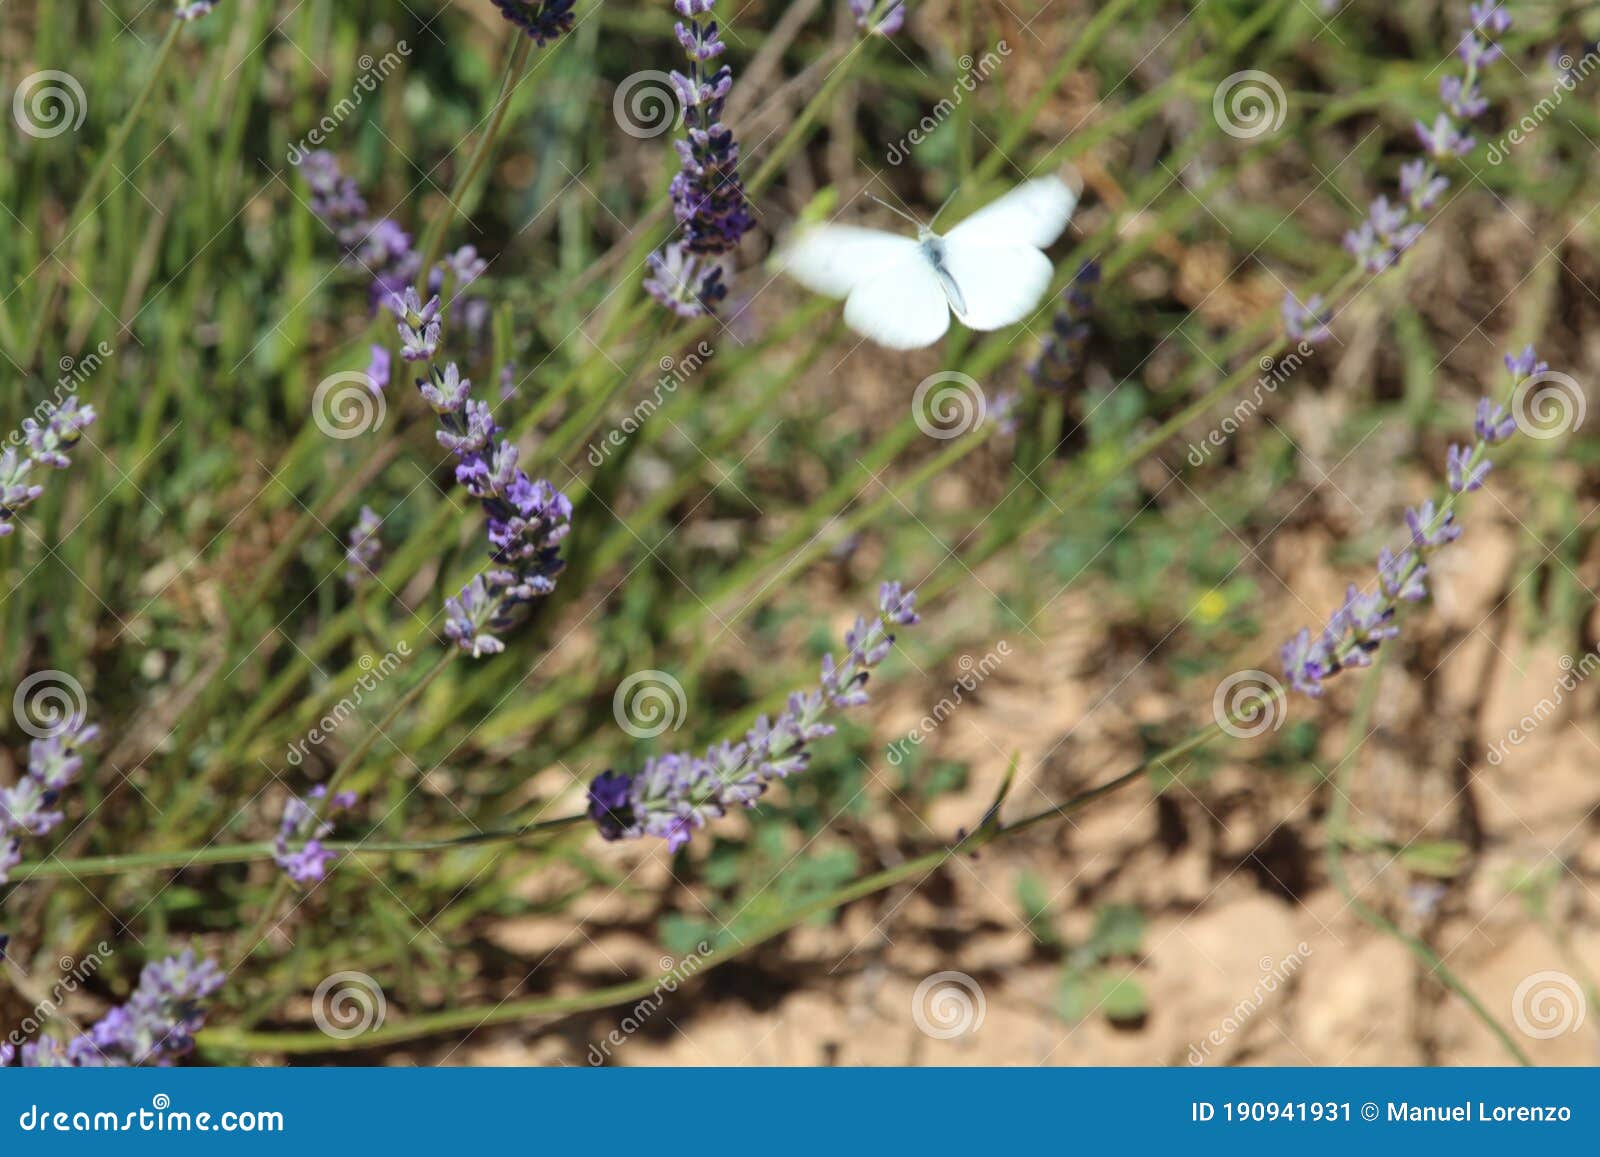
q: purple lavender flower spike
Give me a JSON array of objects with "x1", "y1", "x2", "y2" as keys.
[
  {"x1": 1399, "y1": 160, "x2": 1449, "y2": 212},
  {"x1": 1504, "y1": 344, "x2": 1547, "y2": 379},
  {"x1": 1033, "y1": 261, "x2": 1102, "y2": 388},
  {"x1": 645, "y1": 0, "x2": 755, "y2": 318},
  {"x1": 1282, "y1": 292, "x2": 1331, "y2": 344},
  {"x1": 2, "y1": 396, "x2": 98, "y2": 537},
  {"x1": 588, "y1": 582, "x2": 920, "y2": 849},
  {"x1": 0, "y1": 712, "x2": 97, "y2": 883},
  {"x1": 1474, "y1": 397, "x2": 1517, "y2": 444},
  {"x1": 491, "y1": 0, "x2": 577, "y2": 45},
  {"x1": 1415, "y1": 113, "x2": 1475, "y2": 160},
  {"x1": 175, "y1": 0, "x2": 219, "y2": 19},
  {"x1": 849, "y1": 0, "x2": 906, "y2": 36},
  {"x1": 1405, "y1": 499, "x2": 1461, "y2": 547},
  {"x1": 366, "y1": 345, "x2": 391, "y2": 393},
  {"x1": 1446, "y1": 444, "x2": 1491, "y2": 493},
  {"x1": 344, "y1": 505, "x2": 383, "y2": 588},
  {"x1": 273, "y1": 785, "x2": 357, "y2": 885},
  {"x1": 444, "y1": 574, "x2": 508, "y2": 658},
  {"x1": 2, "y1": 949, "x2": 225, "y2": 1067},
  {"x1": 1378, "y1": 547, "x2": 1427, "y2": 602}
]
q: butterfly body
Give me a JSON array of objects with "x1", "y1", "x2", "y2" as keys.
[{"x1": 779, "y1": 176, "x2": 1077, "y2": 350}]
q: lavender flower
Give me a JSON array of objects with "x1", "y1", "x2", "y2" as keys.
[
  {"x1": 0, "y1": 714, "x2": 98, "y2": 884},
  {"x1": 273, "y1": 785, "x2": 357, "y2": 884},
  {"x1": 1, "y1": 949, "x2": 224, "y2": 1067},
  {"x1": 1282, "y1": 292, "x2": 1331, "y2": 344},
  {"x1": 1333, "y1": 4, "x2": 1509, "y2": 280},
  {"x1": 1474, "y1": 397, "x2": 1517, "y2": 443},
  {"x1": 366, "y1": 345, "x2": 391, "y2": 393},
  {"x1": 175, "y1": 0, "x2": 219, "y2": 19},
  {"x1": 491, "y1": 0, "x2": 577, "y2": 45},
  {"x1": 399, "y1": 299, "x2": 573, "y2": 658},
  {"x1": 588, "y1": 582, "x2": 920, "y2": 850},
  {"x1": 1032, "y1": 261, "x2": 1101, "y2": 391},
  {"x1": 1281, "y1": 347, "x2": 1545, "y2": 699},
  {"x1": 1445, "y1": 444, "x2": 1490, "y2": 493},
  {"x1": 645, "y1": 0, "x2": 755, "y2": 318},
  {"x1": 1, "y1": 398, "x2": 98, "y2": 538},
  {"x1": 849, "y1": 0, "x2": 906, "y2": 36},
  {"x1": 344, "y1": 505, "x2": 383, "y2": 588}
]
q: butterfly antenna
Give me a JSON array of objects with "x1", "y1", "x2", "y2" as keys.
[
  {"x1": 928, "y1": 186, "x2": 963, "y2": 230},
  {"x1": 866, "y1": 192, "x2": 924, "y2": 229}
]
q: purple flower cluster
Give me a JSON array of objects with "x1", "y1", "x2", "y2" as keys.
[
  {"x1": 588, "y1": 582, "x2": 920, "y2": 850},
  {"x1": 0, "y1": 713, "x2": 98, "y2": 885},
  {"x1": 297, "y1": 151, "x2": 489, "y2": 337},
  {"x1": 1345, "y1": 3, "x2": 1509, "y2": 274},
  {"x1": 644, "y1": 0, "x2": 756, "y2": 318},
  {"x1": 1, "y1": 398, "x2": 97, "y2": 538},
  {"x1": 0, "y1": 949, "x2": 223, "y2": 1067},
  {"x1": 1030, "y1": 261, "x2": 1101, "y2": 392},
  {"x1": 1280, "y1": 347, "x2": 1535, "y2": 698},
  {"x1": 848, "y1": 0, "x2": 906, "y2": 36},
  {"x1": 344, "y1": 505, "x2": 383, "y2": 588},
  {"x1": 175, "y1": 0, "x2": 219, "y2": 20},
  {"x1": 396, "y1": 290, "x2": 573, "y2": 658},
  {"x1": 273, "y1": 785, "x2": 358, "y2": 885},
  {"x1": 490, "y1": 0, "x2": 577, "y2": 45},
  {"x1": 1284, "y1": 4, "x2": 1510, "y2": 332}
]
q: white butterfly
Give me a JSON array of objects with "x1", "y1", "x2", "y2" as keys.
[{"x1": 777, "y1": 176, "x2": 1078, "y2": 350}]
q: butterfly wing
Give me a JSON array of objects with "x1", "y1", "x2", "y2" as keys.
[
  {"x1": 943, "y1": 176, "x2": 1078, "y2": 250},
  {"x1": 934, "y1": 176, "x2": 1076, "y2": 331},
  {"x1": 936, "y1": 240, "x2": 1053, "y2": 331},
  {"x1": 842, "y1": 251, "x2": 952, "y2": 349},
  {"x1": 778, "y1": 225, "x2": 923, "y2": 298}
]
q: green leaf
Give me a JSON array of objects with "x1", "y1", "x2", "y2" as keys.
[
  {"x1": 1098, "y1": 972, "x2": 1149, "y2": 1023},
  {"x1": 1088, "y1": 903, "x2": 1144, "y2": 957}
]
